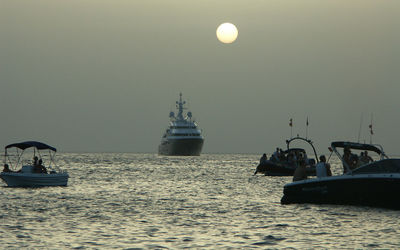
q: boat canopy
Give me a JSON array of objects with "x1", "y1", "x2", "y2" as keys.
[
  {"x1": 5, "y1": 141, "x2": 57, "y2": 152},
  {"x1": 331, "y1": 141, "x2": 382, "y2": 155}
]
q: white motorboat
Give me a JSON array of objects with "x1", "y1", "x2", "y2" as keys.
[{"x1": 1, "y1": 141, "x2": 69, "y2": 187}]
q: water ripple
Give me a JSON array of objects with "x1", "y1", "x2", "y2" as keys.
[{"x1": 1, "y1": 153, "x2": 399, "y2": 248}]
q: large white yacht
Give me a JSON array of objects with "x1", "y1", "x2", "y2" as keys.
[{"x1": 158, "y1": 93, "x2": 204, "y2": 156}]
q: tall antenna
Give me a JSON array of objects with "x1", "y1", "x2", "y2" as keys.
[
  {"x1": 357, "y1": 113, "x2": 363, "y2": 143},
  {"x1": 369, "y1": 113, "x2": 373, "y2": 144},
  {"x1": 305, "y1": 117, "x2": 309, "y2": 139}
]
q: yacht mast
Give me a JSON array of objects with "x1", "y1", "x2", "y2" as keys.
[{"x1": 176, "y1": 93, "x2": 186, "y2": 121}]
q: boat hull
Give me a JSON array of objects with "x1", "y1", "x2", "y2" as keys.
[
  {"x1": 255, "y1": 162, "x2": 316, "y2": 176},
  {"x1": 158, "y1": 138, "x2": 204, "y2": 156},
  {"x1": 281, "y1": 174, "x2": 400, "y2": 209},
  {"x1": 0, "y1": 172, "x2": 69, "y2": 187}
]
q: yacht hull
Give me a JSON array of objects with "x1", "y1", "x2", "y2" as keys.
[
  {"x1": 1, "y1": 172, "x2": 69, "y2": 187},
  {"x1": 158, "y1": 138, "x2": 204, "y2": 156},
  {"x1": 281, "y1": 174, "x2": 400, "y2": 209}
]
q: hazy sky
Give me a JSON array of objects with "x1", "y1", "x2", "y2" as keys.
[{"x1": 1, "y1": 0, "x2": 399, "y2": 154}]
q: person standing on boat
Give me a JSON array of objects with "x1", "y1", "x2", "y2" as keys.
[
  {"x1": 296, "y1": 152, "x2": 305, "y2": 166},
  {"x1": 287, "y1": 152, "x2": 297, "y2": 166},
  {"x1": 316, "y1": 155, "x2": 332, "y2": 178},
  {"x1": 293, "y1": 160, "x2": 307, "y2": 182},
  {"x1": 260, "y1": 153, "x2": 267, "y2": 164},
  {"x1": 254, "y1": 153, "x2": 268, "y2": 175},
  {"x1": 271, "y1": 148, "x2": 280, "y2": 162},
  {"x1": 279, "y1": 148, "x2": 286, "y2": 161}
]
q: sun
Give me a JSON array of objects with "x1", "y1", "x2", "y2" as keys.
[{"x1": 216, "y1": 23, "x2": 238, "y2": 44}]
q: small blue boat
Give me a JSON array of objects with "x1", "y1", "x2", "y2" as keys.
[{"x1": 1, "y1": 141, "x2": 69, "y2": 187}]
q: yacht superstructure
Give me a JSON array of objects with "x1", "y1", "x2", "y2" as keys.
[{"x1": 158, "y1": 93, "x2": 204, "y2": 156}]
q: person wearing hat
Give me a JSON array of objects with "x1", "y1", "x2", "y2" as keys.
[{"x1": 316, "y1": 155, "x2": 332, "y2": 178}]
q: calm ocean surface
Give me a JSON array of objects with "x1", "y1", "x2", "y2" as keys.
[{"x1": 1, "y1": 153, "x2": 400, "y2": 249}]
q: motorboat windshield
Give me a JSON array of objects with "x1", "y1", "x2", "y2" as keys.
[
  {"x1": 331, "y1": 141, "x2": 389, "y2": 174},
  {"x1": 331, "y1": 141, "x2": 385, "y2": 156},
  {"x1": 351, "y1": 159, "x2": 400, "y2": 174}
]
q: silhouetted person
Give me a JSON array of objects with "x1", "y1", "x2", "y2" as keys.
[
  {"x1": 254, "y1": 153, "x2": 268, "y2": 175},
  {"x1": 293, "y1": 160, "x2": 307, "y2": 182},
  {"x1": 33, "y1": 156, "x2": 39, "y2": 166},
  {"x1": 287, "y1": 152, "x2": 297, "y2": 166},
  {"x1": 363, "y1": 151, "x2": 373, "y2": 163},
  {"x1": 316, "y1": 155, "x2": 332, "y2": 178},
  {"x1": 260, "y1": 153, "x2": 267, "y2": 164},
  {"x1": 271, "y1": 148, "x2": 280, "y2": 162},
  {"x1": 2, "y1": 164, "x2": 12, "y2": 173},
  {"x1": 343, "y1": 147, "x2": 357, "y2": 173},
  {"x1": 34, "y1": 159, "x2": 47, "y2": 174}
]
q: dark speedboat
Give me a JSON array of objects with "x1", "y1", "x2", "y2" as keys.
[
  {"x1": 254, "y1": 136, "x2": 318, "y2": 176},
  {"x1": 281, "y1": 141, "x2": 400, "y2": 210}
]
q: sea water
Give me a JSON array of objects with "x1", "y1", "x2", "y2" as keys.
[{"x1": 1, "y1": 153, "x2": 399, "y2": 249}]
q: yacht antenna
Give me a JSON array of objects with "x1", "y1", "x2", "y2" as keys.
[
  {"x1": 357, "y1": 113, "x2": 363, "y2": 143},
  {"x1": 176, "y1": 93, "x2": 186, "y2": 121},
  {"x1": 369, "y1": 113, "x2": 373, "y2": 144},
  {"x1": 289, "y1": 118, "x2": 293, "y2": 139},
  {"x1": 305, "y1": 117, "x2": 309, "y2": 139}
]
